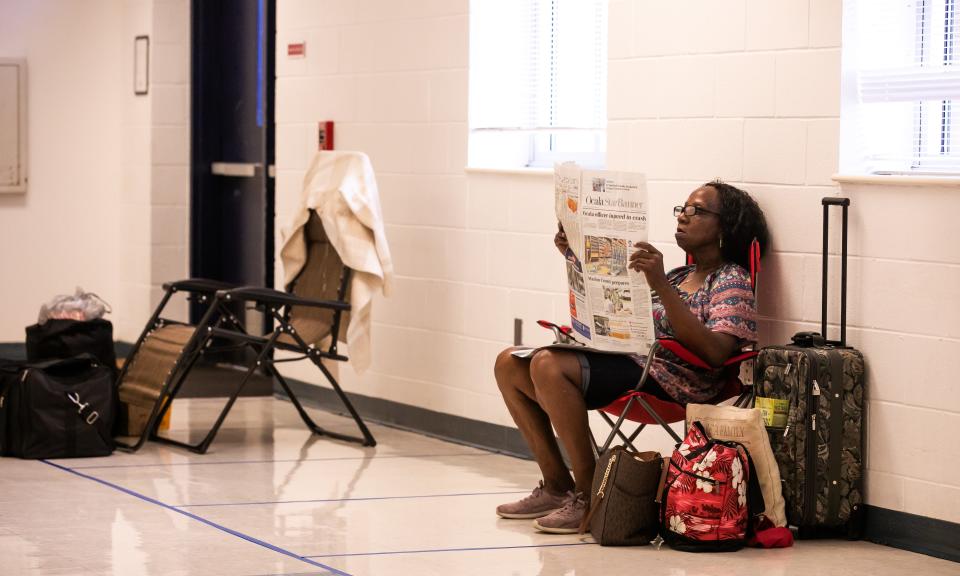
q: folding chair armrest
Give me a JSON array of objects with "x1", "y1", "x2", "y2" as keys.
[
  {"x1": 657, "y1": 338, "x2": 757, "y2": 370},
  {"x1": 217, "y1": 286, "x2": 351, "y2": 311},
  {"x1": 725, "y1": 349, "x2": 759, "y2": 366},
  {"x1": 164, "y1": 278, "x2": 237, "y2": 294},
  {"x1": 657, "y1": 338, "x2": 712, "y2": 369},
  {"x1": 536, "y1": 320, "x2": 575, "y2": 344}
]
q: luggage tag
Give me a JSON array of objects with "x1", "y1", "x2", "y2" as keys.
[{"x1": 757, "y1": 396, "x2": 789, "y2": 429}]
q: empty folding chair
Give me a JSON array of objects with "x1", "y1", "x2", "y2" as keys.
[
  {"x1": 114, "y1": 211, "x2": 374, "y2": 454},
  {"x1": 116, "y1": 151, "x2": 393, "y2": 454}
]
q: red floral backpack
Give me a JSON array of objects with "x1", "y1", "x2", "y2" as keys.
[{"x1": 660, "y1": 421, "x2": 764, "y2": 552}]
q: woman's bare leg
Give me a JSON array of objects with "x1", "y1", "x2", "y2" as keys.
[
  {"x1": 528, "y1": 349, "x2": 596, "y2": 496},
  {"x1": 494, "y1": 347, "x2": 574, "y2": 494}
]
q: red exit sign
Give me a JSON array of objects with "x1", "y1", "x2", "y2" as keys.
[{"x1": 287, "y1": 42, "x2": 306, "y2": 58}]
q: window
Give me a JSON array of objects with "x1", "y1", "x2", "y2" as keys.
[
  {"x1": 842, "y1": 0, "x2": 960, "y2": 174},
  {"x1": 468, "y1": 0, "x2": 607, "y2": 170}
]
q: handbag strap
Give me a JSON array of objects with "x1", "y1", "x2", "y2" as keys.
[
  {"x1": 60, "y1": 364, "x2": 114, "y2": 448},
  {"x1": 654, "y1": 456, "x2": 671, "y2": 503},
  {"x1": 579, "y1": 498, "x2": 600, "y2": 535},
  {"x1": 64, "y1": 389, "x2": 114, "y2": 447},
  {"x1": 579, "y1": 448, "x2": 623, "y2": 534},
  {"x1": 744, "y1": 450, "x2": 765, "y2": 533}
]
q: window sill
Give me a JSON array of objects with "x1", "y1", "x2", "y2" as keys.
[
  {"x1": 464, "y1": 166, "x2": 554, "y2": 177},
  {"x1": 833, "y1": 173, "x2": 960, "y2": 186}
]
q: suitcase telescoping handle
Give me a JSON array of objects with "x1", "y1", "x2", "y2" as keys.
[{"x1": 821, "y1": 197, "x2": 850, "y2": 347}]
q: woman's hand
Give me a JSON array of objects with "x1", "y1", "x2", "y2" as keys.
[
  {"x1": 554, "y1": 222, "x2": 569, "y2": 255},
  {"x1": 629, "y1": 241, "x2": 669, "y2": 292}
]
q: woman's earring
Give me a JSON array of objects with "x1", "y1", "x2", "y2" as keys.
[{"x1": 719, "y1": 236, "x2": 724, "y2": 249}]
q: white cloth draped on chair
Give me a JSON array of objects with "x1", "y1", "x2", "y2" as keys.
[{"x1": 280, "y1": 151, "x2": 394, "y2": 373}]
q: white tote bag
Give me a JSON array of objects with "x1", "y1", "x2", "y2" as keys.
[{"x1": 686, "y1": 404, "x2": 787, "y2": 528}]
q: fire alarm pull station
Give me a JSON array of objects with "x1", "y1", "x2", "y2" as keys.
[{"x1": 318, "y1": 121, "x2": 334, "y2": 150}]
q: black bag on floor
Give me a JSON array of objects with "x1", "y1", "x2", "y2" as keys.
[
  {"x1": 754, "y1": 198, "x2": 866, "y2": 539},
  {"x1": 0, "y1": 354, "x2": 115, "y2": 459},
  {"x1": 25, "y1": 318, "x2": 118, "y2": 377}
]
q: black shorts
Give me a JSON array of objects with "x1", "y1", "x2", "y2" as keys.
[{"x1": 572, "y1": 351, "x2": 676, "y2": 410}]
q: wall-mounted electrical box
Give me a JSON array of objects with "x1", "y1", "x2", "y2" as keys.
[{"x1": 0, "y1": 58, "x2": 27, "y2": 194}]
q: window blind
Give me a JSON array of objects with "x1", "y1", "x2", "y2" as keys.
[
  {"x1": 847, "y1": 0, "x2": 960, "y2": 173},
  {"x1": 469, "y1": 0, "x2": 607, "y2": 168}
]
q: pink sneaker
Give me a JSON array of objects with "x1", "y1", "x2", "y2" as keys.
[
  {"x1": 533, "y1": 492, "x2": 588, "y2": 534},
  {"x1": 496, "y1": 481, "x2": 571, "y2": 519}
]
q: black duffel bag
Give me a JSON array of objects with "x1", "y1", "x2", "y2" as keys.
[
  {"x1": 26, "y1": 318, "x2": 117, "y2": 377},
  {"x1": 0, "y1": 354, "x2": 115, "y2": 458}
]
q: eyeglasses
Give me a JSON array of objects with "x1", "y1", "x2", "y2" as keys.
[{"x1": 674, "y1": 205, "x2": 721, "y2": 218}]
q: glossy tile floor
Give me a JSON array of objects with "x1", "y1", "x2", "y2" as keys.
[{"x1": 2, "y1": 397, "x2": 957, "y2": 576}]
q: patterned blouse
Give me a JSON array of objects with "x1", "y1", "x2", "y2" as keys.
[{"x1": 633, "y1": 262, "x2": 757, "y2": 404}]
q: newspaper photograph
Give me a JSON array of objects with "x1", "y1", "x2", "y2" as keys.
[{"x1": 555, "y1": 163, "x2": 655, "y2": 355}]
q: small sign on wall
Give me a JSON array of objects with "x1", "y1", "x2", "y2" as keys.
[
  {"x1": 0, "y1": 58, "x2": 27, "y2": 194},
  {"x1": 134, "y1": 36, "x2": 149, "y2": 96},
  {"x1": 287, "y1": 42, "x2": 306, "y2": 58}
]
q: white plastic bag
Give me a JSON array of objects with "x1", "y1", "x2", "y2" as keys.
[{"x1": 38, "y1": 288, "x2": 112, "y2": 324}]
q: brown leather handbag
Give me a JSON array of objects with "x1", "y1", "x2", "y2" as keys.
[{"x1": 579, "y1": 447, "x2": 665, "y2": 546}]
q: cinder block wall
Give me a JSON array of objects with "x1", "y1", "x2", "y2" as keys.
[
  {"x1": 273, "y1": 0, "x2": 566, "y2": 424},
  {"x1": 119, "y1": 0, "x2": 192, "y2": 342}
]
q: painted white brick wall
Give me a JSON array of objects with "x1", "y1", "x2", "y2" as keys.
[
  {"x1": 275, "y1": 0, "x2": 960, "y2": 524},
  {"x1": 147, "y1": 0, "x2": 190, "y2": 325},
  {"x1": 117, "y1": 0, "x2": 191, "y2": 340},
  {"x1": 0, "y1": 0, "x2": 126, "y2": 341},
  {"x1": 274, "y1": 0, "x2": 559, "y2": 433},
  {"x1": 118, "y1": 0, "x2": 154, "y2": 341},
  {"x1": 615, "y1": 0, "x2": 960, "y2": 525}
]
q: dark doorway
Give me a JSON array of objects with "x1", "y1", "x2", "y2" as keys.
[{"x1": 190, "y1": 0, "x2": 275, "y2": 341}]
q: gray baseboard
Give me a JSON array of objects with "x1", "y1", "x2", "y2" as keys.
[
  {"x1": 2, "y1": 340, "x2": 271, "y2": 398},
  {"x1": 0, "y1": 341, "x2": 136, "y2": 362},
  {"x1": 0, "y1": 342, "x2": 27, "y2": 361},
  {"x1": 864, "y1": 505, "x2": 960, "y2": 563},
  {"x1": 276, "y1": 376, "x2": 534, "y2": 460}
]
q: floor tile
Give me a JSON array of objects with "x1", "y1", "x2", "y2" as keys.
[{"x1": 1, "y1": 397, "x2": 956, "y2": 576}]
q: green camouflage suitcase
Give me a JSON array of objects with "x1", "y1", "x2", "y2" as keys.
[{"x1": 755, "y1": 198, "x2": 866, "y2": 538}]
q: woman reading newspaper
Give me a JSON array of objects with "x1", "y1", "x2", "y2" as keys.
[{"x1": 493, "y1": 181, "x2": 769, "y2": 534}]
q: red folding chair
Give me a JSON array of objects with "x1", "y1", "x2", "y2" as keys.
[
  {"x1": 595, "y1": 339, "x2": 757, "y2": 453},
  {"x1": 594, "y1": 238, "x2": 762, "y2": 453}
]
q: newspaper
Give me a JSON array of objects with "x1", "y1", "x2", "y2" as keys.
[{"x1": 553, "y1": 162, "x2": 656, "y2": 355}]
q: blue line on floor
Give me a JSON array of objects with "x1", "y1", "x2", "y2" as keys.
[
  {"x1": 41, "y1": 460, "x2": 352, "y2": 576},
  {"x1": 67, "y1": 452, "x2": 496, "y2": 470},
  {"x1": 306, "y1": 542, "x2": 592, "y2": 559},
  {"x1": 175, "y1": 490, "x2": 530, "y2": 508}
]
